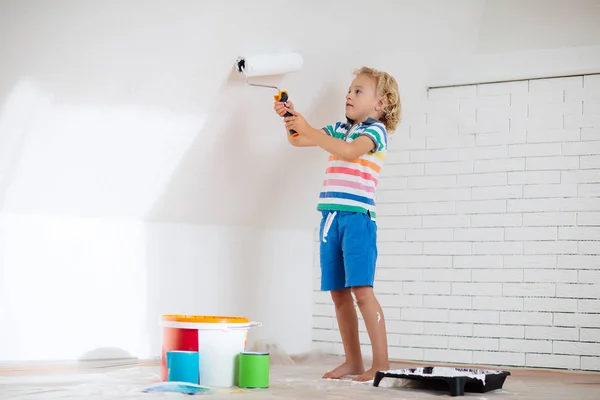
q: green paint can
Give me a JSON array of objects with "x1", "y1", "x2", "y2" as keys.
[{"x1": 237, "y1": 351, "x2": 270, "y2": 389}]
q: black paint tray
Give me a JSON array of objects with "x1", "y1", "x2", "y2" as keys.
[{"x1": 373, "y1": 366, "x2": 510, "y2": 397}]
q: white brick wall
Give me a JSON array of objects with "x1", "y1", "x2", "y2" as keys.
[{"x1": 311, "y1": 74, "x2": 600, "y2": 371}]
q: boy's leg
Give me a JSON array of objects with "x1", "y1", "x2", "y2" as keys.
[
  {"x1": 323, "y1": 288, "x2": 364, "y2": 379},
  {"x1": 351, "y1": 286, "x2": 389, "y2": 381},
  {"x1": 340, "y1": 212, "x2": 389, "y2": 381},
  {"x1": 319, "y1": 211, "x2": 364, "y2": 379}
]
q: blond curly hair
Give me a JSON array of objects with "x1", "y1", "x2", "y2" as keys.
[{"x1": 354, "y1": 66, "x2": 402, "y2": 132}]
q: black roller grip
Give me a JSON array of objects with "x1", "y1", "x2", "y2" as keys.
[{"x1": 277, "y1": 91, "x2": 298, "y2": 137}]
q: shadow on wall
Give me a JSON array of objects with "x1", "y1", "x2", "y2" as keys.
[
  {"x1": 146, "y1": 72, "x2": 267, "y2": 226},
  {"x1": 140, "y1": 72, "x2": 295, "y2": 356}
]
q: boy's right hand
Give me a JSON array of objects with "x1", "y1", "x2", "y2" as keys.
[{"x1": 274, "y1": 100, "x2": 294, "y2": 117}]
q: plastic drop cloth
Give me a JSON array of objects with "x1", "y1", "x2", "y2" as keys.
[{"x1": 1, "y1": 344, "x2": 599, "y2": 399}]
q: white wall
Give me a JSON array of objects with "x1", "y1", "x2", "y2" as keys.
[
  {"x1": 0, "y1": 0, "x2": 481, "y2": 361},
  {"x1": 313, "y1": 74, "x2": 600, "y2": 371},
  {"x1": 0, "y1": 212, "x2": 313, "y2": 360},
  {"x1": 1, "y1": 0, "x2": 600, "y2": 364}
]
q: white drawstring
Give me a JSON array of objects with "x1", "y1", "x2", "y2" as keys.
[{"x1": 322, "y1": 211, "x2": 337, "y2": 242}]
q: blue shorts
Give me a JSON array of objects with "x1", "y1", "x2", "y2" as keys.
[{"x1": 319, "y1": 210, "x2": 378, "y2": 291}]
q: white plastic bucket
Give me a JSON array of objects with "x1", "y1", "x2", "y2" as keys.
[{"x1": 160, "y1": 315, "x2": 261, "y2": 388}]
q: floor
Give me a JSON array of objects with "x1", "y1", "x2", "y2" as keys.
[{"x1": 1, "y1": 355, "x2": 600, "y2": 399}]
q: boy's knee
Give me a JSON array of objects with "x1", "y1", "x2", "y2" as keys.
[
  {"x1": 331, "y1": 289, "x2": 353, "y2": 306},
  {"x1": 351, "y1": 286, "x2": 373, "y2": 305}
]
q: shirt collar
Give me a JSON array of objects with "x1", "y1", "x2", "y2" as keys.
[{"x1": 345, "y1": 116, "x2": 381, "y2": 126}]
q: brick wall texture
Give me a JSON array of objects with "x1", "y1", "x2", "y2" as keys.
[{"x1": 312, "y1": 74, "x2": 600, "y2": 371}]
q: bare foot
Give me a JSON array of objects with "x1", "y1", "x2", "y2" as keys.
[
  {"x1": 322, "y1": 361, "x2": 365, "y2": 379},
  {"x1": 352, "y1": 366, "x2": 387, "y2": 382}
]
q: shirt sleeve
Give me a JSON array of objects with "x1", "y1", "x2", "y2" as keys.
[
  {"x1": 322, "y1": 122, "x2": 344, "y2": 139},
  {"x1": 360, "y1": 122, "x2": 387, "y2": 153}
]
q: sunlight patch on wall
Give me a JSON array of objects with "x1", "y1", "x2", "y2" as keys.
[
  {"x1": 0, "y1": 79, "x2": 205, "y2": 218},
  {"x1": 0, "y1": 212, "x2": 148, "y2": 361}
]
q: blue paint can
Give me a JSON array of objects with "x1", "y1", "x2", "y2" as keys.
[{"x1": 167, "y1": 350, "x2": 200, "y2": 384}]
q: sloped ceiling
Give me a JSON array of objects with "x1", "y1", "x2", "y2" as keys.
[{"x1": 476, "y1": 0, "x2": 600, "y2": 53}]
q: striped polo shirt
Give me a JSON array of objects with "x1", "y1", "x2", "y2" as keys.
[{"x1": 317, "y1": 117, "x2": 387, "y2": 218}]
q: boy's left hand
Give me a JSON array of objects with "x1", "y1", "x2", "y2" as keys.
[{"x1": 284, "y1": 110, "x2": 312, "y2": 135}]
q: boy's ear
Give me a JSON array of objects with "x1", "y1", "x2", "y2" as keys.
[{"x1": 375, "y1": 96, "x2": 386, "y2": 112}]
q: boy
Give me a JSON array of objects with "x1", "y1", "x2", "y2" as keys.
[{"x1": 274, "y1": 66, "x2": 401, "y2": 382}]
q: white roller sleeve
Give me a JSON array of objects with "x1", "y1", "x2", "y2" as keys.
[{"x1": 236, "y1": 53, "x2": 304, "y2": 77}]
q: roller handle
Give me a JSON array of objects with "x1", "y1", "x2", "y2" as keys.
[{"x1": 275, "y1": 90, "x2": 299, "y2": 137}]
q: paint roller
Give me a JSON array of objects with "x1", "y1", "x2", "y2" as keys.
[{"x1": 235, "y1": 52, "x2": 304, "y2": 137}]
